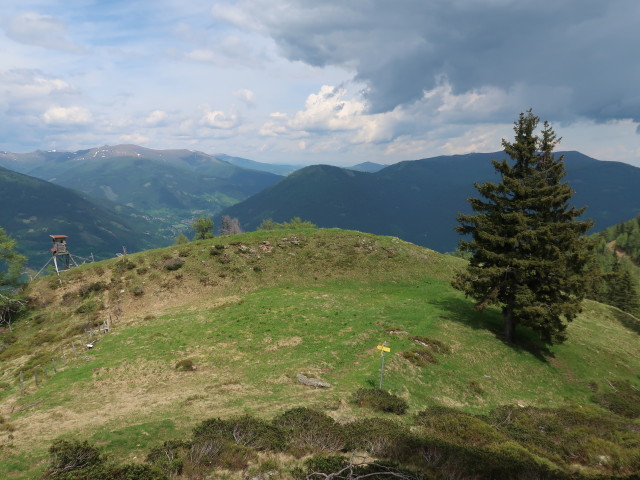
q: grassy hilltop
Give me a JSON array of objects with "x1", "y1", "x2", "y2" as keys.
[{"x1": 1, "y1": 229, "x2": 639, "y2": 479}]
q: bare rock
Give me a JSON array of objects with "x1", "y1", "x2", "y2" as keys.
[{"x1": 296, "y1": 373, "x2": 331, "y2": 388}]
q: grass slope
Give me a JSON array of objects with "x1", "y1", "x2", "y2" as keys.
[{"x1": 0, "y1": 229, "x2": 639, "y2": 478}]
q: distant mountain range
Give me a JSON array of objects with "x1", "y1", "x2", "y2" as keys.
[
  {"x1": 0, "y1": 165, "x2": 161, "y2": 268},
  {"x1": 0, "y1": 145, "x2": 283, "y2": 241},
  {"x1": 214, "y1": 154, "x2": 300, "y2": 176},
  {"x1": 347, "y1": 161, "x2": 388, "y2": 173},
  {"x1": 3, "y1": 146, "x2": 640, "y2": 264},
  {"x1": 221, "y1": 151, "x2": 640, "y2": 252}
]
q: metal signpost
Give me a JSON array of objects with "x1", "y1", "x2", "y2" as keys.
[{"x1": 376, "y1": 342, "x2": 391, "y2": 389}]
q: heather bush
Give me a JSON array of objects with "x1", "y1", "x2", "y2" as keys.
[{"x1": 351, "y1": 388, "x2": 408, "y2": 415}]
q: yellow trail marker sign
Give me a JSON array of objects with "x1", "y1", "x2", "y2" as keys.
[{"x1": 377, "y1": 345, "x2": 391, "y2": 353}]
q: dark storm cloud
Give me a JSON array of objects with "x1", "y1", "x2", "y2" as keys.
[{"x1": 217, "y1": 0, "x2": 640, "y2": 122}]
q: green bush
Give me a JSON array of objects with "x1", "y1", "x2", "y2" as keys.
[
  {"x1": 162, "y1": 258, "x2": 185, "y2": 271},
  {"x1": 272, "y1": 407, "x2": 345, "y2": 454},
  {"x1": 351, "y1": 388, "x2": 408, "y2": 415},
  {"x1": 343, "y1": 418, "x2": 416, "y2": 460},
  {"x1": 43, "y1": 438, "x2": 102, "y2": 478},
  {"x1": 78, "y1": 281, "x2": 106, "y2": 298},
  {"x1": 302, "y1": 455, "x2": 348, "y2": 477},
  {"x1": 415, "y1": 406, "x2": 505, "y2": 447},
  {"x1": 224, "y1": 415, "x2": 286, "y2": 451},
  {"x1": 146, "y1": 440, "x2": 188, "y2": 477}
]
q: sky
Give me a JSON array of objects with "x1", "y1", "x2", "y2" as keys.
[{"x1": 1, "y1": 0, "x2": 639, "y2": 167}]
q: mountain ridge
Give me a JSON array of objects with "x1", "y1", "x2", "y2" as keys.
[{"x1": 221, "y1": 150, "x2": 640, "y2": 252}]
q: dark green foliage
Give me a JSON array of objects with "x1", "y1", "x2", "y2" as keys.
[
  {"x1": 146, "y1": 440, "x2": 187, "y2": 477},
  {"x1": 43, "y1": 438, "x2": 102, "y2": 478},
  {"x1": 272, "y1": 407, "x2": 345, "y2": 453},
  {"x1": 343, "y1": 418, "x2": 416, "y2": 460},
  {"x1": 113, "y1": 259, "x2": 136, "y2": 274},
  {"x1": 351, "y1": 388, "x2": 408, "y2": 415},
  {"x1": 600, "y1": 214, "x2": 640, "y2": 264},
  {"x1": 454, "y1": 111, "x2": 593, "y2": 344},
  {"x1": 161, "y1": 258, "x2": 185, "y2": 271},
  {"x1": 415, "y1": 406, "x2": 506, "y2": 447},
  {"x1": 223, "y1": 415, "x2": 286, "y2": 451},
  {"x1": 0, "y1": 226, "x2": 27, "y2": 330},
  {"x1": 77, "y1": 281, "x2": 106, "y2": 298},
  {"x1": 302, "y1": 455, "x2": 348, "y2": 477},
  {"x1": 607, "y1": 261, "x2": 640, "y2": 315},
  {"x1": 593, "y1": 380, "x2": 640, "y2": 418},
  {"x1": 173, "y1": 233, "x2": 189, "y2": 245},
  {"x1": 191, "y1": 216, "x2": 214, "y2": 240},
  {"x1": 0, "y1": 226, "x2": 26, "y2": 288}
]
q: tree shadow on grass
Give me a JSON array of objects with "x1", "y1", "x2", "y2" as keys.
[
  {"x1": 432, "y1": 296, "x2": 555, "y2": 363},
  {"x1": 609, "y1": 308, "x2": 640, "y2": 336}
]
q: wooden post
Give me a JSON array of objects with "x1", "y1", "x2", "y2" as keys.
[
  {"x1": 51, "y1": 359, "x2": 57, "y2": 374},
  {"x1": 72, "y1": 342, "x2": 77, "y2": 356},
  {"x1": 34, "y1": 368, "x2": 39, "y2": 386},
  {"x1": 20, "y1": 371, "x2": 24, "y2": 394}
]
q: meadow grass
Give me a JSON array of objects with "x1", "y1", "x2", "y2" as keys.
[{"x1": 1, "y1": 229, "x2": 638, "y2": 479}]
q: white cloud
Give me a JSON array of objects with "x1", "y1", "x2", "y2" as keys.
[
  {"x1": 3, "y1": 12, "x2": 85, "y2": 53},
  {"x1": 145, "y1": 110, "x2": 169, "y2": 126},
  {"x1": 200, "y1": 110, "x2": 240, "y2": 129},
  {"x1": 42, "y1": 106, "x2": 92, "y2": 126},
  {"x1": 234, "y1": 88, "x2": 256, "y2": 106},
  {"x1": 120, "y1": 133, "x2": 150, "y2": 144}
]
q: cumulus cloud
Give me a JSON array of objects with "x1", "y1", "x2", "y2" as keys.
[
  {"x1": 120, "y1": 133, "x2": 150, "y2": 144},
  {"x1": 3, "y1": 12, "x2": 84, "y2": 53},
  {"x1": 234, "y1": 89, "x2": 256, "y2": 106},
  {"x1": 213, "y1": 0, "x2": 640, "y2": 125},
  {"x1": 145, "y1": 109, "x2": 169, "y2": 126},
  {"x1": 200, "y1": 110, "x2": 240, "y2": 129},
  {"x1": 42, "y1": 106, "x2": 92, "y2": 126}
]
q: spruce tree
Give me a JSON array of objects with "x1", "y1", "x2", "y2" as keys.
[{"x1": 453, "y1": 110, "x2": 593, "y2": 344}]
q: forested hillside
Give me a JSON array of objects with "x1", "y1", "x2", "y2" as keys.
[{"x1": 221, "y1": 151, "x2": 640, "y2": 253}]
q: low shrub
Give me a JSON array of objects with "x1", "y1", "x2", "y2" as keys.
[
  {"x1": 343, "y1": 418, "x2": 416, "y2": 460},
  {"x1": 302, "y1": 455, "x2": 348, "y2": 477},
  {"x1": 225, "y1": 415, "x2": 286, "y2": 451},
  {"x1": 43, "y1": 438, "x2": 103, "y2": 478},
  {"x1": 175, "y1": 359, "x2": 196, "y2": 371},
  {"x1": 351, "y1": 388, "x2": 408, "y2": 415},
  {"x1": 273, "y1": 407, "x2": 345, "y2": 454},
  {"x1": 113, "y1": 259, "x2": 136, "y2": 274},
  {"x1": 415, "y1": 406, "x2": 506, "y2": 447},
  {"x1": 146, "y1": 440, "x2": 189, "y2": 477},
  {"x1": 162, "y1": 258, "x2": 185, "y2": 271},
  {"x1": 78, "y1": 281, "x2": 106, "y2": 298}
]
